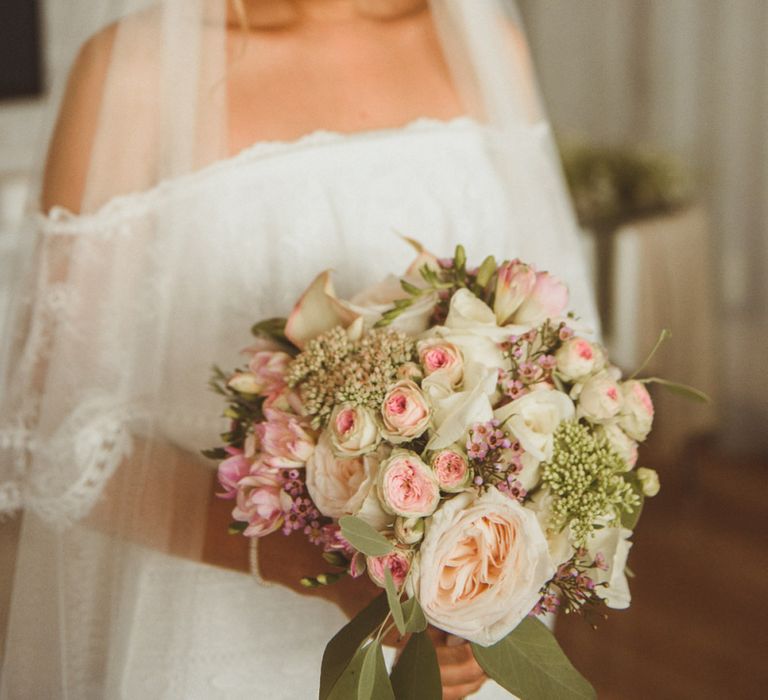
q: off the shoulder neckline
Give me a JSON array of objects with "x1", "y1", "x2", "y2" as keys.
[{"x1": 41, "y1": 116, "x2": 492, "y2": 231}]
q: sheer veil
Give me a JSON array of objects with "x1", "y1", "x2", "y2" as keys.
[{"x1": 0, "y1": 1, "x2": 597, "y2": 696}]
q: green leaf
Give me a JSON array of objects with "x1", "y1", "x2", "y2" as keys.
[
  {"x1": 227, "y1": 521, "x2": 248, "y2": 535},
  {"x1": 384, "y1": 569, "x2": 405, "y2": 636},
  {"x1": 357, "y1": 640, "x2": 394, "y2": 700},
  {"x1": 339, "y1": 516, "x2": 394, "y2": 557},
  {"x1": 320, "y1": 594, "x2": 389, "y2": 700},
  {"x1": 390, "y1": 631, "x2": 442, "y2": 700},
  {"x1": 639, "y1": 377, "x2": 711, "y2": 404},
  {"x1": 201, "y1": 447, "x2": 228, "y2": 460},
  {"x1": 471, "y1": 617, "x2": 596, "y2": 700},
  {"x1": 629, "y1": 328, "x2": 671, "y2": 379},
  {"x1": 250, "y1": 316, "x2": 293, "y2": 348},
  {"x1": 327, "y1": 645, "x2": 366, "y2": 700},
  {"x1": 454, "y1": 244, "x2": 467, "y2": 274},
  {"x1": 401, "y1": 597, "x2": 428, "y2": 633}
]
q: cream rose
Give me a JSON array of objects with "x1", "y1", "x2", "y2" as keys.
[
  {"x1": 376, "y1": 450, "x2": 440, "y2": 518},
  {"x1": 431, "y1": 448, "x2": 472, "y2": 492},
  {"x1": 394, "y1": 516, "x2": 425, "y2": 544},
  {"x1": 417, "y1": 338, "x2": 464, "y2": 388},
  {"x1": 381, "y1": 380, "x2": 431, "y2": 443},
  {"x1": 586, "y1": 526, "x2": 633, "y2": 609},
  {"x1": 329, "y1": 403, "x2": 381, "y2": 456},
  {"x1": 618, "y1": 380, "x2": 654, "y2": 441},
  {"x1": 495, "y1": 390, "x2": 575, "y2": 461},
  {"x1": 555, "y1": 337, "x2": 605, "y2": 382},
  {"x1": 305, "y1": 433, "x2": 383, "y2": 519},
  {"x1": 596, "y1": 423, "x2": 638, "y2": 469},
  {"x1": 412, "y1": 488, "x2": 555, "y2": 646}
]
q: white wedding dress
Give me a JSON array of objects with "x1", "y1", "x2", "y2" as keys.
[{"x1": 21, "y1": 116, "x2": 584, "y2": 699}]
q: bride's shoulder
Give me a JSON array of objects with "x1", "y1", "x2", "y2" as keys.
[{"x1": 42, "y1": 11, "x2": 160, "y2": 213}]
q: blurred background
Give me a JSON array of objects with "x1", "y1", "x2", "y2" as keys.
[{"x1": 0, "y1": 1, "x2": 766, "y2": 698}]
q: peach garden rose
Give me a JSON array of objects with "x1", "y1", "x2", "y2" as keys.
[
  {"x1": 411, "y1": 488, "x2": 555, "y2": 646},
  {"x1": 376, "y1": 450, "x2": 440, "y2": 518},
  {"x1": 380, "y1": 380, "x2": 431, "y2": 443}
]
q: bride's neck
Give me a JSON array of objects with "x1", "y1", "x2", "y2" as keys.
[{"x1": 227, "y1": 0, "x2": 427, "y2": 28}]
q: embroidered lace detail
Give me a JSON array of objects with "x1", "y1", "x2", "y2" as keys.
[{"x1": 39, "y1": 117, "x2": 481, "y2": 236}]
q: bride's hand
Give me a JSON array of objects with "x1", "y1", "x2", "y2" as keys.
[{"x1": 427, "y1": 627, "x2": 487, "y2": 700}]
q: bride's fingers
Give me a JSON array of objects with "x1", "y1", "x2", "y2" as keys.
[
  {"x1": 434, "y1": 640, "x2": 486, "y2": 688},
  {"x1": 442, "y1": 675, "x2": 488, "y2": 700}
]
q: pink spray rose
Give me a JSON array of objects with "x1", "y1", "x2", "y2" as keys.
[
  {"x1": 257, "y1": 408, "x2": 316, "y2": 468},
  {"x1": 329, "y1": 403, "x2": 381, "y2": 456},
  {"x1": 493, "y1": 260, "x2": 537, "y2": 325},
  {"x1": 377, "y1": 450, "x2": 440, "y2": 518},
  {"x1": 232, "y1": 461, "x2": 291, "y2": 537},
  {"x1": 417, "y1": 339, "x2": 464, "y2": 388},
  {"x1": 366, "y1": 547, "x2": 413, "y2": 588},
  {"x1": 431, "y1": 449, "x2": 472, "y2": 492},
  {"x1": 618, "y1": 380, "x2": 654, "y2": 441},
  {"x1": 248, "y1": 350, "x2": 292, "y2": 395},
  {"x1": 381, "y1": 380, "x2": 431, "y2": 443},
  {"x1": 513, "y1": 271, "x2": 569, "y2": 325},
  {"x1": 555, "y1": 337, "x2": 605, "y2": 382},
  {"x1": 576, "y1": 369, "x2": 623, "y2": 423}
]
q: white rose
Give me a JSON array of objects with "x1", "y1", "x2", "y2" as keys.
[
  {"x1": 576, "y1": 369, "x2": 623, "y2": 423},
  {"x1": 586, "y1": 526, "x2": 633, "y2": 609},
  {"x1": 555, "y1": 337, "x2": 605, "y2": 382},
  {"x1": 618, "y1": 380, "x2": 655, "y2": 441},
  {"x1": 411, "y1": 488, "x2": 555, "y2": 646},
  {"x1": 527, "y1": 487, "x2": 575, "y2": 566},
  {"x1": 495, "y1": 389, "x2": 575, "y2": 461},
  {"x1": 595, "y1": 423, "x2": 638, "y2": 469},
  {"x1": 328, "y1": 403, "x2": 381, "y2": 456},
  {"x1": 305, "y1": 433, "x2": 384, "y2": 519}
]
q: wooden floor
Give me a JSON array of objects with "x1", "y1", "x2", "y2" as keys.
[{"x1": 555, "y1": 438, "x2": 768, "y2": 699}]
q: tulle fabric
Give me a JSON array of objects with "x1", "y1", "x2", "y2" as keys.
[{"x1": 0, "y1": 1, "x2": 597, "y2": 697}]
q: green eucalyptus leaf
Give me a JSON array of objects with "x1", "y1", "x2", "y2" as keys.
[
  {"x1": 401, "y1": 597, "x2": 428, "y2": 633},
  {"x1": 384, "y1": 569, "x2": 405, "y2": 636},
  {"x1": 471, "y1": 617, "x2": 596, "y2": 700},
  {"x1": 357, "y1": 640, "x2": 394, "y2": 700},
  {"x1": 639, "y1": 377, "x2": 711, "y2": 404},
  {"x1": 227, "y1": 521, "x2": 247, "y2": 535},
  {"x1": 327, "y1": 645, "x2": 366, "y2": 700},
  {"x1": 339, "y1": 516, "x2": 394, "y2": 557},
  {"x1": 320, "y1": 594, "x2": 389, "y2": 700},
  {"x1": 250, "y1": 316, "x2": 290, "y2": 345},
  {"x1": 390, "y1": 631, "x2": 442, "y2": 700}
]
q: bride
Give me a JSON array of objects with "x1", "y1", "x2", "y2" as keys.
[{"x1": 0, "y1": 1, "x2": 598, "y2": 698}]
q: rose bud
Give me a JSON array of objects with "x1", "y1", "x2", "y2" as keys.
[
  {"x1": 394, "y1": 516, "x2": 425, "y2": 545},
  {"x1": 366, "y1": 547, "x2": 413, "y2": 588},
  {"x1": 494, "y1": 260, "x2": 537, "y2": 325},
  {"x1": 377, "y1": 450, "x2": 440, "y2": 518},
  {"x1": 636, "y1": 467, "x2": 660, "y2": 497},
  {"x1": 431, "y1": 448, "x2": 472, "y2": 492},
  {"x1": 417, "y1": 339, "x2": 464, "y2": 388},
  {"x1": 381, "y1": 380, "x2": 431, "y2": 444},
  {"x1": 329, "y1": 403, "x2": 381, "y2": 457}
]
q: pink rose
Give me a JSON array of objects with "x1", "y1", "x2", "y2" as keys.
[
  {"x1": 377, "y1": 450, "x2": 440, "y2": 518},
  {"x1": 329, "y1": 403, "x2": 381, "y2": 456},
  {"x1": 248, "y1": 350, "x2": 292, "y2": 395},
  {"x1": 232, "y1": 461, "x2": 291, "y2": 537},
  {"x1": 381, "y1": 380, "x2": 431, "y2": 443},
  {"x1": 257, "y1": 408, "x2": 315, "y2": 468},
  {"x1": 493, "y1": 260, "x2": 537, "y2": 325},
  {"x1": 417, "y1": 339, "x2": 464, "y2": 388},
  {"x1": 618, "y1": 380, "x2": 654, "y2": 441},
  {"x1": 596, "y1": 424, "x2": 639, "y2": 468},
  {"x1": 431, "y1": 449, "x2": 472, "y2": 492},
  {"x1": 513, "y1": 271, "x2": 569, "y2": 325},
  {"x1": 411, "y1": 488, "x2": 554, "y2": 646},
  {"x1": 576, "y1": 369, "x2": 623, "y2": 423},
  {"x1": 555, "y1": 337, "x2": 605, "y2": 382},
  {"x1": 216, "y1": 448, "x2": 251, "y2": 499},
  {"x1": 366, "y1": 547, "x2": 413, "y2": 588}
]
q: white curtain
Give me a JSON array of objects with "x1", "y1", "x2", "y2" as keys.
[{"x1": 518, "y1": 0, "x2": 768, "y2": 452}]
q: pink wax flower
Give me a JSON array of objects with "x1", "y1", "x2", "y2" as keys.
[
  {"x1": 366, "y1": 547, "x2": 413, "y2": 588},
  {"x1": 257, "y1": 408, "x2": 316, "y2": 468},
  {"x1": 232, "y1": 461, "x2": 291, "y2": 537},
  {"x1": 216, "y1": 447, "x2": 251, "y2": 499},
  {"x1": 380, "y1": 380, "x2": 431, "y2": 444},
  {"x1": 431, "y1": 449, "x2": 472, "y2": 492},
  {"x1": 514, "y1": 271, "x2": 569, "y2": 325},
  {"x1": 376, "y1": 450, "x2": 440, "y2": 518}
]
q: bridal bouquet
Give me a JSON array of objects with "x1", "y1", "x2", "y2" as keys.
[{"x1": 206, "y1": 242, "x2": 703, "y2": 699}]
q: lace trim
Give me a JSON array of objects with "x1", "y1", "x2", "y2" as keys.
[{"x1": 39, "y1": 116, "x2": 484, "y2": 236}]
